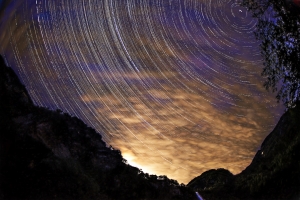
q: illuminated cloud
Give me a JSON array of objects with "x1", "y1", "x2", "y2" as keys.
[{"x1": 0, "y1": 0, "x2": 284, "y2": 183}]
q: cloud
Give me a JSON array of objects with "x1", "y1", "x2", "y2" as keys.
[{"x1": 1, "y1": 0, "x2": 284, "y2": 184}]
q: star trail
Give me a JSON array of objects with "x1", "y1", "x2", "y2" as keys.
[{"x1": 0, "y1": 0, "x2": 283, "y2": 183}]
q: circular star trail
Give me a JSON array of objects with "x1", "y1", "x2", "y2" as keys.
[{"x1": 0, "y1": 0, "x2": 283, "y2": 183}]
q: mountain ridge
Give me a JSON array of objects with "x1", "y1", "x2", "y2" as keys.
[
  {"x1": 187, "y1": 101, "x2": 300, "y2": 199},
  {"x1": 0, "y1": 55, "x2": 196, "y2": 200}
]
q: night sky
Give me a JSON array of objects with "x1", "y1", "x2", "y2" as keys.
[{"x1": 0, "y1": 0, "x2": 284, "y2": 184}]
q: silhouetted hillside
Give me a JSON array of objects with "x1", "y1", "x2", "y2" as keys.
[
  {"x1": 0, "y1": 55, "x2": 196, "y2": 200},
  {"x1": 187, "y1": 103, "x2": 300, "y2": 199}
]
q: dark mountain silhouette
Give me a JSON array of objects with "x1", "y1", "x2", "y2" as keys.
[
  {"x1": 187, "y1": 104, "x2": 300, "y2": 199},
  {"x1": 0, "y1": 55, "x2": 196, "y2": 200}
]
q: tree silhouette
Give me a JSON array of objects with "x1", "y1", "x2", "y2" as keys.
[{"x1": 241, "y1": 0, "x2": 300, "y2": 107}]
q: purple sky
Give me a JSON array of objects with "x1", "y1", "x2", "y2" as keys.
[{"x1": 0, "y1": 0, "x2": 284, "y2": 183}]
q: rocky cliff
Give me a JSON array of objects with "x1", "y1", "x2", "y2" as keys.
[
  {"x1": 0, "y1": 55, "x2": 196, "y2": 200},
  {"x1": 188, "y1": 103, "x2": 300, "y2": 199}
]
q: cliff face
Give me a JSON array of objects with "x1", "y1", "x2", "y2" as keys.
[
  {"x1": 233, "y1": 105, "x2": 300, "y2": 199},
  {"x1": 0, "y1": 55, "x2": 196, "y2": 200},
  {"x1": 187, "y1": 102, "x2": 300, "y2": 199}
]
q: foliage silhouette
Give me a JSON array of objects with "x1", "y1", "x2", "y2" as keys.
[{"x1": 241, "y1": 0, "x2": 300, "y2": 107}]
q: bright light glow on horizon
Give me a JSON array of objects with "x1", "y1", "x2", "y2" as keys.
[{"x1": 0, "y1": 0, "x2": 284, "y2": 184}]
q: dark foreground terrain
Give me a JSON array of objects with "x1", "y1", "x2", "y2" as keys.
[
  {"x1": 1, "y1": 54, "x2": 300, "y2": 199},
  {"x1": 0, "y1": 55, "x2": 196, "y2": 200},
  {"x1": 188, "y1": 104, "x2": 300, "y2": 199}
]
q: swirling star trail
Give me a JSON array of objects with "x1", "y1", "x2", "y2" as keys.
[{"x1": 0, "y1": 0, "x2": 283, "y2": 183}]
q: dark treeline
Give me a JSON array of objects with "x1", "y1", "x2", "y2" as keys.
[{"x1": 0, "y1": 55, "x2": 196, "y2": 200}]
